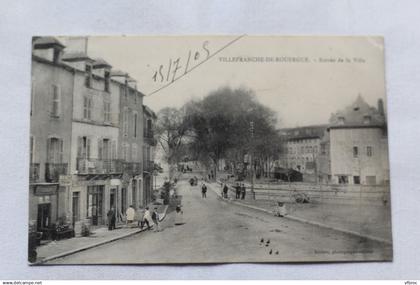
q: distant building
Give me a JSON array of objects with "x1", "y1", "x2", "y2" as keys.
[
  {"x1": 277, "y1": 125, "x2": 328, "y2": 182},
  {"x1": 328, "y1": 95, "x2": 389, "y2": 185}
]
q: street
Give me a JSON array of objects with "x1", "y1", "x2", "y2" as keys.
[{"x1": 49, "y1": 175, "x2": 392, "y2": 264}]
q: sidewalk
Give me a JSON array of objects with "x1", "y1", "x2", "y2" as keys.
[
  {"x1": 33, "y1": 205, "x2": 168, "y2": 264},
  {"x1": 208, "y1": 182, "x2": 392, "y2": 245}
]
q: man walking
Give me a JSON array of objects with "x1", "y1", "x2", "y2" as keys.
[
  {"x1": 107, "y1": 207, "x2": 116, "y2": 231},
  {"x1": 201, "y1": 183, "x2": 207, "y2": 198},
  {"x1": 241, "y1": 183, "x2": 246, "y2": 200},
  {"x1": 142, "y1": 207, "x2": 152, "y2": 230},
  {"x1": 152, "y1": 207, "x2": 160, "y2": 232}
]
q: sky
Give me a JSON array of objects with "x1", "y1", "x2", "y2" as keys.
[{"x1": 81, "y1": 35, "x2": 386, "y2": 128}]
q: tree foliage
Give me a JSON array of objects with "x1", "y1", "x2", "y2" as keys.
[{"x1": 184, "y1": 86, "x2": 281, "y2": 176}]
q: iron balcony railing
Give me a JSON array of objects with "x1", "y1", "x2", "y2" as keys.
[
  {"x1": 29, "y1": 163, "x2": 40, "y2": 183},
  {"x1": 143, "y1": 160, "x2": 154, "y2": 173},
  {"x1": 76, "y1": 158, "x2": 123, "y2": 174},
  {"x1": 121, "y1": 162, "x2": 142, "y2": 175},
  {"x1": 45, "y1": 163, "x2": 68, "y2": 182},
  {"x1": 143, "y1": 129, "x2": 154, "y2": 138}
]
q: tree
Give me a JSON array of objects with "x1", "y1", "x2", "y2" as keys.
[
  {"x1": 184, "y1": 86, "x2": 281, "y2": 179},
  {"x1": 155, "y1": 107, "x2": 192, "y2": 179}
]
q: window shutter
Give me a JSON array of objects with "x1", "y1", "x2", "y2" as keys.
[
  {"x1": 77, "y1": 136, "x2": 82, "y2": 158},
  {"x1": 98, "y1": 139, "x2": 103, "y2": 160},
  {"x1": 88, "y1": 98, "x2": 92, "y2": 119},
  {"x1": 59, "y1": 139, "x2": 64, "y2": 163},
  {"x1": 87, "y1": 138, "x2": 91, "y2": 159},
  {"x1": 56, "y1": 85, "x2": 61, "y2": 117},
  {"x1": 46, "y1": 138, "x2": 51, "y2": 162},
  {"x1": 112, "y1": 141, "x2": 116, "y2": 160}
]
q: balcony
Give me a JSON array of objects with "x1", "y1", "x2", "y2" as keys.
[
  {"x1": 143, "y1": 130, "x2": 157, "y2": 146},
  {"x1": 144, "y1": 129, "x2": 154, "y2": 138},
  {"x1": 76, "y1": 158, "x2": 123, "y2": 174},
  {"x1": 143, "y1": 160, "x2": 154, "y2": 173},
  {"x1": 122, "y1": 162, "x2": 142, "y2": 175},
  {"x1": 29, "y1": 163, "x2": 40, "y2": 183},
  {"x1": 45, "y1": 163, "x2": 68, "y2": 183}
]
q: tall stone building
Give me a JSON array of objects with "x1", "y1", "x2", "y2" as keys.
[
  {"x1": 328, "y1": 95, "x2": 389, "y2": 185},
  {"x1": 29, "y1": 36, "x2": 155, "y2": 234}
]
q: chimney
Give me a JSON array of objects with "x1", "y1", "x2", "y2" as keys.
[{"x1": 378, "y1": 99, "x2": 384, "y2": 116}]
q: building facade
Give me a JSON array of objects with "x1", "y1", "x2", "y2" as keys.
[
  {"x1": 277, "y1": 125, "x2": 328, "y2": 181},
  {"x1": 142, "y1": 105, "x2": 157, "y2": 205},
  {"x1": 30, "y1": 36, "x2": 155, "y2": 233},
  {"x1": 30, "y1": 37, "x2": 73, "y2": 231},
  {"x1": 328, "y1": 96, "x2": 389, "y2": 185}
]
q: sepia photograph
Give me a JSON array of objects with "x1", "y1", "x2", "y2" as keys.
[{"x1": 28, "y1": 35, "x2": 392, "y2": 264}]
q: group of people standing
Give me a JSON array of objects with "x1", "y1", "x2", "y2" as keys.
[
  {"x1": 220, "y1": 183, "x2": 247, "y2": 200},
  {"x1": 235, "y1": 183, "x2": 247, "y2": 200},
  {"x1": 106, "y1": 205, "x2": 161, "y2": 232}
]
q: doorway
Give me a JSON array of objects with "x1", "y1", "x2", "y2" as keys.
[
  {"x1": 37, "y1": 203, "x2": 51, "y2": 230},
  {"x1": 87, "y1": 186, "x2": 104, "y2": 226},
  {"x1": 72, "y1": 192, "x2": 80, "y2": 227}
]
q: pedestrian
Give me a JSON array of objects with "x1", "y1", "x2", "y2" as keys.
[
  {"x1": 142, "y1": 207, "x2": 152, "y2": 230},
  {"x1": 126, "y1": 205, "x2": 135, "y2": 226},
  {"x1": 223, "y1": 184, "x2": 229, "y2": 199},
  {"x1": 137, "y1": 207, "x2": 144, "y2": 228},
  {"x1": 152, "y1": 207, "x2": 160, "y2": 232},
  {"x1": 107, "y1": 207, "x2": 116, "y2": 231},
  {"x1": 241, "y1": 183, "x2": 246, "y2": 200},
  {"x1": 235, "y1": 183, "x2": 241, "y2": 199},
  {"x1": 201, "y1": 183, "x2": 207, "y2": 198}
]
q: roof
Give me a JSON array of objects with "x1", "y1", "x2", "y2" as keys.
[
  {"x1": 93, "y1": 58, "x2": 112, "y2": 69},
  {"x1": 329, "y1": 95, "x2": 386, "y2": 129},
  {"x1": 143, "y1": 105, "x2": 157, "y2": 119},
  {"x1": 278, "y1": 124, "x2": 328, "y2": 141},
  {"x1": 110, "y1": 69, "x2": 128, "y2": 77},
  {"x1": 62, "y1": 51, "x2": 94, "y2": 62},
  {"x1": 33, "y1": 37, "x2": 65, "y2": 49}
]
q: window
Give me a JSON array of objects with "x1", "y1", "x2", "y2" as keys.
[
  {"x1": 98, "y1": 138, "x2": 111, "y2": 160},
  {"x1": 321, "y1": 144, "x2": 326, "y2": 155},
  {"x1": 133, "y1": 113, "x2": 138, "y2": 137},
  {"x1": 85, "y1": 64, "x2": 92, "y2": 87},
  {"x1": 83, "y1": 96, "x2": 92, "y2": 120},
  {"x1": 51, "y1": 85, "x2": 61, "y2": 117},
  {"x1": 47, "y1": 137, "x2": 63, "y2": 163},
  {"x1": 132, "y1": 144, "x2": 137, "y2": 161},
  {"x1": 363, "y1": 115, "x2": 372, "y2": 124},
  {"x1": 353, "y1": 176, "x2": 360, "y2": 184},
  {"x1": 30, "y1": 136, "x2": 35, "y2": 164},
  {"x1": 104, "y1": 101, "x2": 111, "y2": 123},
  {"x1": 123, "y1": 108, "x2": 129, "y2": 136},
  {"x1": 353, "y1": 146, "x2": 358, "y2": 158},
  {"x1": 104, "y1": 70, "x2": 110, "y2": 92},
  {"x1": 77, "y1": 136, "x2": 91, "y2": 159},
  {"x1": 121, "y1": 143, "x2": 129, "y2": 161},
  {"x1": 338, "y1": 175, "x2": 349, "y2": 184},
  {"x1": 367, "y1": 146, "x2": 373, "y2": 157}
]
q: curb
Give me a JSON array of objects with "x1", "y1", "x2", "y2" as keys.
[
  {"x1": 32, "y1": 205, "x2": 170, "y2": 265},
  {"x1": 208, "y1": 182, "x2": 392, "y2": 246}
]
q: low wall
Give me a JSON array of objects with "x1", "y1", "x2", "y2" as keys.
[{"x1": 224, "y1": 182, "x2": 390, "y2": 206}]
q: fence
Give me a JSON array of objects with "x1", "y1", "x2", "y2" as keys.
[{"x1": 223, "y1": 181, "x2": 390, "y2": 206}]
